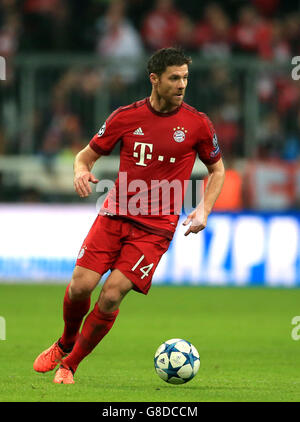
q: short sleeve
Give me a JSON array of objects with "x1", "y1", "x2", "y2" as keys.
[
  {"x1": 196, "y1": 113, "x2": 221, "y2": 165},
  {"x1": 89, "y1": 108, "x2": 123, "y2": 156}
]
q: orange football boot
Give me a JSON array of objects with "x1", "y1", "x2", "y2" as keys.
[
  {"x1": 53, "y1": 365, "x2": 75, "y2": 384},
  {"x1": 33, "y1": 341, "x2": 68, "y2": 373}
]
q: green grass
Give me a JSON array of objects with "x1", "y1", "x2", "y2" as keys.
[{"x1": 0, "y1": 284, "x2": 300, "y2": 402}]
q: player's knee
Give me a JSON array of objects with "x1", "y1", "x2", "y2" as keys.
[
  {"x1": 102, "y1": 287, "x2": 122, "y2": 307},
  {"x1": 98, "y1": 286, "x2": 124, "y2": 311},
  {"x1": 98, "y1": 270, "x2": 133, "y2": 312},
  {"x1": 69, "y1": 268, "x2": 99, "y2": 300},
  {"x1": 69, "y1": 282, "x2": 92, "y2": 301}
]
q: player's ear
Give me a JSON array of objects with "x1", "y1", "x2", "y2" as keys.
[{"x1": 149, "y1": 72, "x2": 159, "y2": 86}]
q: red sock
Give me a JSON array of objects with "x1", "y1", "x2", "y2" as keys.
[
  {"x1": 59, "y1": 283, "x2": 91, "y2": 351},
  {"x1": 62, "y1": 303, "x2": 119, "y2": 372}
]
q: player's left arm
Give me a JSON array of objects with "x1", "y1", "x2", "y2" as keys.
[{"x1": 183, "y1": 158, "x2": 225, "y2": 236}]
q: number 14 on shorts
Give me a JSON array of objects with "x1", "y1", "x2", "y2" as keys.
[{"x1": 131, "y1": 255, "x2": 154, "y2": 279}]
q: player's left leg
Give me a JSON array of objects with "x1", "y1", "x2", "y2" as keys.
[{"x1": 54, "y1": 269, "x2": 133, "y2": 383}]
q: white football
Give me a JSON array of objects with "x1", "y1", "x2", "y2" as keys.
[{"x1": 154, "y1": 338, "x2": 200, "y2": 384}]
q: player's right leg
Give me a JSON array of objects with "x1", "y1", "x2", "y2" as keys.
[
  {"x1": 53, "y1": 268, "x2": 133, "y2": 383},
  {"x1": 34, "y1": 214, "x2": 121, "y2": 378},
  {"x1": 33, "y1": 266, "x2": 101, "y2": 373}
]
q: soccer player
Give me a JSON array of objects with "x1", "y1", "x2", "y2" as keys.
[{"x1": 33, "y1": 47, "x2": 225, "y2": 384}]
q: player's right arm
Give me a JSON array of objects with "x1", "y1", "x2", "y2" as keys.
[
  {"x1": 74, "y1": 106, "x2": 125, "y2": 197},
  {"x1": 73, "y1": 145, "x2": 101, "y2": 198}
]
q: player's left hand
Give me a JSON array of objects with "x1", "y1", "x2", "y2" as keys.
[{"x1": 183, "y1": 209, "x2": 207, "y2": 236}]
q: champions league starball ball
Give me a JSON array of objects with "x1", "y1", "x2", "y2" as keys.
[{"x1": 154, "y1": 339, "x2": 200, "y2": 384}]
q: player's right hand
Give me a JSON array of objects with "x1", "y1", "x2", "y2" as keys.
[{"x1": 74, "y1": 171, "x2": 99, "y2": 198}]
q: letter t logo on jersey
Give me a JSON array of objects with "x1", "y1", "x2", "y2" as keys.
[{"x1": 133, "y1": 142, "x2": 153, "y2": 166}]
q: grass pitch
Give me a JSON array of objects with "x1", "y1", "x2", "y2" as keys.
[{"x1": 0, "y1": 283, "x2": 300, "y2": 402}]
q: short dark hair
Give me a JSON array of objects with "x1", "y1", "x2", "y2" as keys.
[{"x1": 147, "y1": 47, "x2": 192, "y2": 76}]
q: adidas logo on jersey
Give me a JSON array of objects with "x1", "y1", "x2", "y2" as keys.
[{"x1": 133, "y1": 127, "x2": 144, "y2": 135}]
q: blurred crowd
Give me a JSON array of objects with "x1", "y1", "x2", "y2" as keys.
[
  {"x1": 1, "y1": 0, "x2": 299, "y2": 57},
  {"x1": 0, "y1": 0, "x2": 300, "y2": 205}
]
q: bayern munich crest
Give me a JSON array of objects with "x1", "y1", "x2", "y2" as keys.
[{"x1": 173, "y1": 127, "x2": 187, "y2": 143}]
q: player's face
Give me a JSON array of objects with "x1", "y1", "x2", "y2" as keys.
[{"x1": 154, "y1": 65, "x2": 189, "y2": 108}]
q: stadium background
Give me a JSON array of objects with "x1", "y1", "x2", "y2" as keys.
[
  {"x1": 1, "y1": 0, "x2": 300, "y2": 404},
  {"x1": 1, "y1": 0, "x2": 300, "y2": 286}
]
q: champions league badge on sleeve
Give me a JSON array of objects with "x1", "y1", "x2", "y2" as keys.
[
  {"x1": 98, "y1": 122, "x2": 106, "y2": 137},
  {"x1": 210, "y1": 133, "x2": 220, "y2": 157},
  {"x1": 77, "y1": 245, "x2": 87, "y2": 259}
]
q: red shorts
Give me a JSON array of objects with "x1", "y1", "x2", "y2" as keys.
[{"x1": 76, "y1": 215, "x2": 170, "y2": 295}]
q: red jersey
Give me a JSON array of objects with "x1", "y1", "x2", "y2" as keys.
[{"x1": 89, "y1": 98, "x2": 221, "y2": 240}]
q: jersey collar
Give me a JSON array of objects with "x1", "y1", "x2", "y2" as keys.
[{"x1": 146, "y1": 97, "x2": 182, "y2": 117}]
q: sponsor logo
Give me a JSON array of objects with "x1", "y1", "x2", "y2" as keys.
[
  {"x1": 133, "y1": 142, "x2": 153, "y2": 166},
  {"x1": 133, "y1": 127, "x2": 144, "y2": 135}
]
